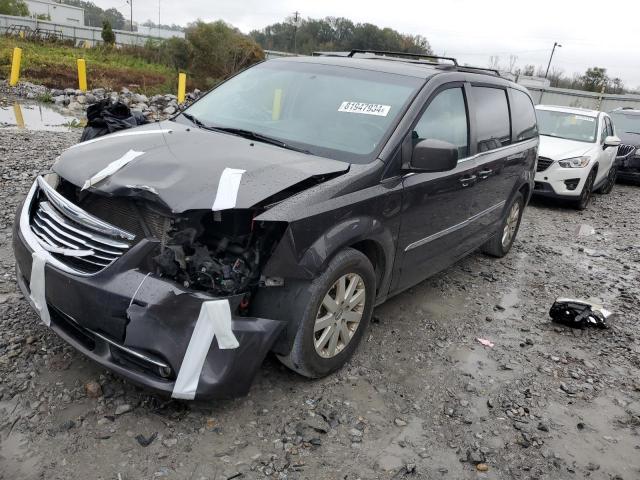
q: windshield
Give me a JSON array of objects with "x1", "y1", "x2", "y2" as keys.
[
  {"x1": 609, "y1": 112, "x2": 640, "y2": 135},
  {"x1": 536, "y1": 109, "x2": 598, "y2": 143},
  {"x1": 183, "y1": 61, "x2": 423, "y2": 162}
]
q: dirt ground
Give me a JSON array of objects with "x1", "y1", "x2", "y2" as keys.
[{"x1": 1, "y1": 129, "x2": 639, "y2": 480}]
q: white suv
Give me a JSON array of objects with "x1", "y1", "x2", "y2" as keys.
[{"x1": 533, "y1": 105, "x2": 620, "y2": 209}]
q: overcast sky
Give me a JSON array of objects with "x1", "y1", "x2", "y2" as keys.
[{"x1": 97, "y1": 0, "x2": 640, "y2": 88}]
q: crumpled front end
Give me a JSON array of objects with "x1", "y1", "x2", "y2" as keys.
[{"x1": 13, "y1": 174, "x2": 285, "y2": 399}]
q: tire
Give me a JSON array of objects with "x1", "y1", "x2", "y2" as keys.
[
  {"x1": 597, "y1": 165, "x2": 616, "y2": 194},
  {"x1": 277, "y1": 248, "x2": 375, "y2": 378},
  {"x1": 481, "y1": 191, "x2": 525, "y2": 258},
  {"x1": 575, "y1": 169, "x2": 597, "y2": 210}
]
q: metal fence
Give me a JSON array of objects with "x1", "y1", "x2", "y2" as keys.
[
  {"x1": 0, "y1": 13, "x2": 163, "y2": 47},
  {"x1": 524, "y1": 85, "x2": 640, "y2": 112}
]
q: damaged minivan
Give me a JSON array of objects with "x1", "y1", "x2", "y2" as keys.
[{"x1": 13, "y1": 51, "x2": 538, "y2": 399}]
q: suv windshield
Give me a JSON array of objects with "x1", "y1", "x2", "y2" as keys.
[
  {"x1": 609, "y1": 111, "x2": 640, "y2": 135},
  {"x1": 182, "y1": 61, "x2": 423, "y2": 163},
  {"x1": 536, "y1": 109, "x2": 598, "y2": 143}
]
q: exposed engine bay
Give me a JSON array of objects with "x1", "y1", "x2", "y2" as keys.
[{"x1": 152, "y1": 209, "x2": 285, "y2": 297}]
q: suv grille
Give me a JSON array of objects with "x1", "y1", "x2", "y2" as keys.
[
  {"x1": 30, "y1": 177, "x2": 136, "y2": 274},
  {"x1": 537, "y1": 156, "x2": 554, "y2": 172},
  {"x1": 617, "y1": 144, "x2": 637, "y2": 158}
]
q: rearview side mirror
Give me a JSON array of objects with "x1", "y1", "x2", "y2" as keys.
[
  {"x1": 604, "y1": 135, "x2": 621, "y2": 148},
  {"x1": 410, "y1": 139, "x2": 459, "y2": 172}
]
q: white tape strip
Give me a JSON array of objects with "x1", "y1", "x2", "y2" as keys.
[
  {"x1": 212, "y1": 168, "x2": 246, "y2": 211},
  {"x1": 70, "y1": 129, "x2": 172, "y2": 149},
  {"x1": 82, "y1": 149, "x2": 145, "y2": 191},
  {"x1": 171, "y1": 299, "x2": 239, "y2": 400},
  {"x1": 29, "y1": 251, "x2": 50, "y2": 327}
]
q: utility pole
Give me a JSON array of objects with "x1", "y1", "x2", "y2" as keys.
[
  {"x1": 158, "y1": 0, "x2": 161, "y2": 36},
  {"x1": 126, "y1": 0, "x2": 133, "y2": 31},
  {"x1": 292, "y1": 11, "x2": 300, "y2": 53},
  {"x1": 544, "y1": 42, "x2": 562, "y2": 79}
]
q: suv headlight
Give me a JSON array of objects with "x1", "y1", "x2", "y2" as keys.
[{"x1": 558, "y1": 156, "x2": 590, "y2": 168}]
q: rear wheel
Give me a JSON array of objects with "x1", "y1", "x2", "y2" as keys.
[
  {"x1": 481, "y1": 191, "x2": 525, "y2": 258},
  {"x1": 597, "y1": 165, "x2": 616, "y2": 194},
  {"x1": 575, "y1": 169, "x2": 597, "y2": 210},
  {"x1": 277, "y1": 248, "x2": 375, "y2": 378}
]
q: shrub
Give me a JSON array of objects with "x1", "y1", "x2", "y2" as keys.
[{"x1": 101, "y1": 20, "x2": 115, "y2": 45}]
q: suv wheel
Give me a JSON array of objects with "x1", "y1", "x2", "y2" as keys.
[
  {"x1": 481, "y1": 191, "x2": 524, "y2": 258},
  {"x1": 575, "y1": 169, "x2": 597, "y2": 210},
  {"x1": 597, "y1": 165, "x2": 616, "y2": 194},
  {"x1": 277, "y1": 248, "x2": 375, "y2": 378}
]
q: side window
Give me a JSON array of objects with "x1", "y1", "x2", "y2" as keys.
[
  {"x1": 600, "y1": 117, "x2": 608, "y2": 144},
  {"x1": 472, "y1": 86, "x2": 511, "y2": 152},
  {"x1": 605, "y1": 117, "x2": 614, "y2": 136},
  {"x1": 510, "y1": 89, "x2": 538, "y2": 141},
  {"x1": 413, "y1": 87, "x2": 469, "y2": 159}
]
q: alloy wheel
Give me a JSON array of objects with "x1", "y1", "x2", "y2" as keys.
[
  {"x1": 501, "y1": 201, "x2": 520, "y2": 248},
  {"x1": 314, "y1": 273, "x2": 366, "y2": 358}
]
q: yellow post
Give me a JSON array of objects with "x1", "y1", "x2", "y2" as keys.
[
  {"x1": 9, "y1": 47, "x2": 22, "y2": 87},
  {"x1": 13, "y1": 103, "x2": 25, "y2": 129},
  {"x1": 77, "y1": 59, "x2": 87, "y2": 92},
  {"x1": 177, "y1": 72, "x2": 187, "y2": 104},
  {"x1": 272, "y1": 88, "x2": 283, "y2": 120}
]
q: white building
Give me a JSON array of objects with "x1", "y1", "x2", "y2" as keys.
[
  {"x1": 24, "y1": 0, "x2": 84, "y2": 25},
  {"x1": 137, "y1": 25, "x2": 185, "y2": 40}
]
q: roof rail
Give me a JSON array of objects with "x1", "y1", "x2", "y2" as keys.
[
  {"x1": 347, "y1": 49, "x2": 458, "y2": 66},
  {"x1": 437, "y1": 64, "x2": 501, "y2": 77}
]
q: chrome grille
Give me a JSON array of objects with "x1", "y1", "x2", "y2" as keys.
[
  {"x1": 536, "y1": 156, "x2": 554, "y2": 172},
  {"x1": 30, "y1": 177, "x2": 135, "y2": 274},
  {"x1": 617, "y1": 144, "x2": 637, "y2": 158}
]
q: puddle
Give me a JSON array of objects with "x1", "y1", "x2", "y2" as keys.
[{"x1": 0, "y1": 100, "x2": 84, "y2": 131}]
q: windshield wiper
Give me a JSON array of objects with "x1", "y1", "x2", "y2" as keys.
[
  {"x1": 180, "y1": 112, "x2": 208, "y2": 129},
  {"x1": 206, "y1": 126, "x2": 311, "y2": 154},
  {"x1": 624, "y1": 131, "x2": 640, "y2": 135}
]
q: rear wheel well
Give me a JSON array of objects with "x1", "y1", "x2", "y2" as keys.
[
  {"x1": 349, "y1": 240, "x2": 385, "y2": 293},
  {"x1": 518, "y1": 183, "x2": 530, "y2": 201}
]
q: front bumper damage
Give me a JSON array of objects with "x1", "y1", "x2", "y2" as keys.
[{"x1": 13, "y1": 178, "x2": 284, "y2": 400}]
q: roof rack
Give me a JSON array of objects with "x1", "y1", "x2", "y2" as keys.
[
  {"x1": 436, "y1": 64, "x2": 501, "y2": 76},
  {"x1": 347, "y1": 49, "x2": 458, "y2": 66}
]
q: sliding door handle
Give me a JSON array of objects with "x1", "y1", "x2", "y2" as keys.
[
  {"x1": 478, "y1": 169, "x2": 493, "y2": 179},
  {"x1": 459, "y1": 175, "x2": 477, "y2": 187}
]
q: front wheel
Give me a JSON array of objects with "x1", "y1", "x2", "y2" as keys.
[
  {"x1": 481, "y1": 191, "x2": 525, "y2": 258},
  {"x1": 277, "y1": 248, "x2": 375, "y2": 378},
  {"x1": 597, "y1": 165, "x2": 616, "y2": 194},
  {"x1": 575, "y1": 169, "x2": 597, "y2": 210}
]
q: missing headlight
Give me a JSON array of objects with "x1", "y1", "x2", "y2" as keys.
[{"x1": 153, "y1": 210, "x2": 285, "y2": 297}]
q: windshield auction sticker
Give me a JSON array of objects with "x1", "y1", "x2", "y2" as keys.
[{"x1": 338, "y1": 101, "x2": 391, "y2": 116}]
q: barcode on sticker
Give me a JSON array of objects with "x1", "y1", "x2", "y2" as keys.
[{"x1": 338, "y1": 101, "x2": 391, "y2": 117}]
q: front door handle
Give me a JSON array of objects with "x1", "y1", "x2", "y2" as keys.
[
  {"x1": 478, "y1": 169, "x2": 493, "y2": 179},
  {"x1": 459, "y1": 175, "x2": 477, "y2": 187}
]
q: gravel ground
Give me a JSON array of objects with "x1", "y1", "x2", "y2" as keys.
[{"x1": 1, "y1": 129, "x2": 639, "y2": 480}]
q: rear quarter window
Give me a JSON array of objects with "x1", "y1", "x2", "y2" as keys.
[{"x1": 510, "y1": 89, "x2": 538, "y2": 141}]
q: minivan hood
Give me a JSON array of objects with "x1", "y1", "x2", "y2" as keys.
[
  {"x1": 53, "y1": 121, "x2": 350, "y2": 212},
  {"x1": 538, "y1": 135, "x2": 593, "y2": 160}
]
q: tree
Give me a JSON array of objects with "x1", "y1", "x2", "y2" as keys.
[
  {"x1": 162, "y1": 37, "x2": 192, "y2": 71},
  {"x1": 187, "y1": 20, "x2": 264, "y2": 86},
  {"x1": 580, "y1": 67, "x2": 609, "y2": 92},
  {"x1": 103, "y1": 7, "x2": 126, "y2": 30},
  {"x1": 250, "y1": 15, "x2": 431, "y2": 56},
  {"x1": 0, "y1": 0, "x2": 29, "y2": 16},
  {"x1": 101, "y1": 20, "x2": 115, "y2": 45}
]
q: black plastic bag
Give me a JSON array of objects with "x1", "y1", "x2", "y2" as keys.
[
  {"x1": 549, "y1": 298, "x2": 611, "y2": 329},
  {"x1": 80, "y1": 99, "x2": 148, "y2": 142}
]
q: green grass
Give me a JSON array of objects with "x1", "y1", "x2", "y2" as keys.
[{"x1": 1, "y1": 36, "x2": 177, "y2": 95}]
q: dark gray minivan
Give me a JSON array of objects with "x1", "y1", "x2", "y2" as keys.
[{"x1": 13, "y1": 51, "x2": 538, "y2": 399}]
